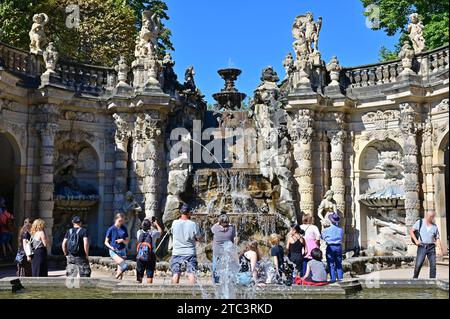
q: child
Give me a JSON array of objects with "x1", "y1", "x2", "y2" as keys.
[
  {"x1": 321, "y1": 213, "x2": 344, "y2": 282},
  {"x1": 269, "y1": 234, "x2": 284, "y2": 283},
  {"x1": 136, "y1": 218, "x2": 162, "y2": 284},
  {"x1": 300, "y1": 248, "x2": 328, "y2": 285}
]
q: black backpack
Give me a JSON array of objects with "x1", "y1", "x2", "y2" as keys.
[{"x1": 67, "y1": 228, "x2": 81, "y2": 255}]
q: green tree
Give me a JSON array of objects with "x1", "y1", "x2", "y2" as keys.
[
  {"x1": 0, "y1": 0, "x2": 173, "y2": 66},
  {"x1": 362, "y1": 0, "x2": 449, "y2": 61}
]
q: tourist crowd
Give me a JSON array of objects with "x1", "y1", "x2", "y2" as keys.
[{"x1": 6, "y1": 199, "x2": 443, "y2": 285}]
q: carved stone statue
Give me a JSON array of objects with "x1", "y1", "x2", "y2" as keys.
[
  {"x1": 273, "y1": 125, "x2": 296, "y2": 221},
  {"x1": 283, "y1": 53, "x2": 294, "y2": 79},
  {"x1": 40, "y1": 42, "x2": 59, "y2": 86},
  {"x1": 326, "y1": 56, "x2": 342, "y2": 86},
  {"x1": 135, "y1": 11, "x2": 161, "y2": 58},
  {"x1": 183, "y1": 66, "x2": 196, "y2": 92},
  {"x1": 292, "y1": 12, "x2": 322, "y2": 54},
  {"x1": 121, "y1": 191, "x2": 143, "y2": 245},
  {"x1": 317, "y1": 190, "x2": 338, "y2": 228},
  {"x1": 408, "y1": 13, "x2": 426, "y2": 54},
  {"x1": 398, "y1": 41, "x2": 416, "y2": 75},
  {"x1": 163, "y1": 133, "x2": 192, "y2": 226},
  {"x1": 29, "y1": 13, "x2": 49, "y2": 54},
  {"x1": 43, "y1": 42, "x2": 58, "y2": 73}
]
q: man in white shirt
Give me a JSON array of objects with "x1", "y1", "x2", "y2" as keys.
[{"x1": 410, "y1": 210, "x2": 443, "y2": 279}]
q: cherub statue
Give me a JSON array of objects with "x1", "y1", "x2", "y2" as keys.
[
  {"x1": 43, "y1": 42, "x2": 58, "y2": 73},
  {"x1": 408, "y1": 13, "x2": 426, "y2": 54},
  {"x1": 29, "y1": 13, "x2": 49, "y2": 54},
  {"x1": 317, "y1": 190, "x2": 338, "y2": 228},
  {"x1": 292, "y1": 12, "x2": 322, "y2": 54}
]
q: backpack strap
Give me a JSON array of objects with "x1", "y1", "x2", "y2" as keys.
[{"x1": 418, "y1": 219, "x2": 423, "y2": 240}]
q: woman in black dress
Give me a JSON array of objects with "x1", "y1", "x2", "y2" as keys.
[
  {"x1": 286, "y1": 224, "x2": 307, "y2": 278},
  {"x1": 30, "y1": 219, "x2": 48, "y2": 277},
  {"x1": 16, "y1": 218, "x2": 32, "y2": 277}
]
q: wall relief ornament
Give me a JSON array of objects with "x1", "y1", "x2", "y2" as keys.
[
  {"x1": 63, "y1": 111, "x2": 97, "y2": 123},
  {"x1": 431, "y1": 99, "x2": 449, "y2": 114},
  {"x1": 362, "y1": 110, "x2": 400, "y2": 130}
]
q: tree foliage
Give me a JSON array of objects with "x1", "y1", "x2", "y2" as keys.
[
  {"x1": 0, "y1": 0, "x2": 173, "y2": 66},
  {"x1": 362, "y1": 0, "x2": 449, "y2": 60}
]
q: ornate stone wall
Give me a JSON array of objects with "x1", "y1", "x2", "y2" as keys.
[{"x1": 0, "y1": 10, "x2": 448, "y2": 255}]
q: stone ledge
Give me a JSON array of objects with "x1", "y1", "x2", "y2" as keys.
[{"x1": 343, "y1": 256, "x2": 416, "y2": 275}]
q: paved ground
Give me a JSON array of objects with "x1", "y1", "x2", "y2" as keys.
[{"x1": 358, "y1": 265, "x2": 449, "y2": 280}]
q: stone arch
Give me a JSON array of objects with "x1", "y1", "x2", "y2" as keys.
[
  {"x1": 354, "y1": 138, "x2": 406, "y2": 253},
  {"x1": 433, "y1": 130, "x2": 449, "y2": 252},
  {"x1": 0, "y1": 130, "x2": 26, "y2": 248},
  {"x1": 52, "y1": 137, "x2": 102, "y2": 253}
]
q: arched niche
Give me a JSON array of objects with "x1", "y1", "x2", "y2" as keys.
[
  {"x1": 434, "y1": 130, "x2": 449, "y2": 253},
  {"x1": 0, "y1": 130, "x2": 25, "y2": 248},
  {"x1": 52, "y1": 138, "x2": 101, "y2": 254},
  {"x1": 357, "y1": 139, "x2": 408, "y2": 255}
]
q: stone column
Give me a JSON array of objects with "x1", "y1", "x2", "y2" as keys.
[
  {"x1": 422, "y1": 120, "x2": 434, "y2": 211},
  {"x1": 112, "y1": 113, "x2": 132, "y2": 211},
  {"x1": 399, "y1": 103, "x2": 421, "y2": 255},
  {"x1": 143, "y1": 120, "x2": 163, "y2": 219},
  {"x1": 35, "y1": 105, "x2": 59, "y2": 250},
  {"x1": 328, "y1": 130, "x2": 347, "y2": 214},
  {"x1": 328, "y1": 129, "x2": 348, "y2": 247},
  {"x1": 292, "y1": 109, "x2": 315, "y2": 216}
]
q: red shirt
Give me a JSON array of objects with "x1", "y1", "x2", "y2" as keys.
[{"x1": 0, "y1": 210, "x2": 13, "y2": 233}]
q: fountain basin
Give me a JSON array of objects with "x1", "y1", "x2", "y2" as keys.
[{"x1": 0, "y1": 277, "x2": 447, "y2": 299}]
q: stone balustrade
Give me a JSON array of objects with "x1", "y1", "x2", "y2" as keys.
[
  {"x1": 0, "y1": 40, "x2": 42, "y2": 86},
  {"x1": 342, "y1": 59, "x2": 404, "y2": 88},
  {"x1": 54, "y1": 59, "x2": 117, "y2": 95},
  {"x1": 1, "y1": 40, "x2": 448, "y2": 98},
  {"x1": 341, "y1": 45, "x2": 449, "y2": 89}
]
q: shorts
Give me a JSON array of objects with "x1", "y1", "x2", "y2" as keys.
[
  {"x1": 66, "y1": 256, "x2": 92, "y2": 278},
  {"x1": 0, "y1": 232, "x2": 13, "y2": 245},
  {"x1": 109, "y1": 249, "x2": 127, "y2": 259},
  {"x1": 170, "y1": 255, "x2": 198, "y2": 275},
  {"x1": 136, "y1": 253, "x2": 156, "y2": 279}
]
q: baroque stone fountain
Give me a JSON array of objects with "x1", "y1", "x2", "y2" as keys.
[{"x1": 163, "y1": 68, "x2": 291, "y2": 252}]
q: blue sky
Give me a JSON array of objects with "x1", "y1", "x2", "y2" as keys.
[{"x1": 164, "y1": 0, "x2": 399, "y2": 104}]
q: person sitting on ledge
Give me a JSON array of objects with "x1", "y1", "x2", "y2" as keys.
[
  {"x1": 104, "y1": 213, "x2": 129, "y2": 280},
  {"x1": 299, "y1": 248, "x2": 328, "y2": 286}
]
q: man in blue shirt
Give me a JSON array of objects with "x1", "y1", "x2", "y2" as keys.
[{"x1": 321, "y1": 212, "x2": 344, "y2": 282}]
